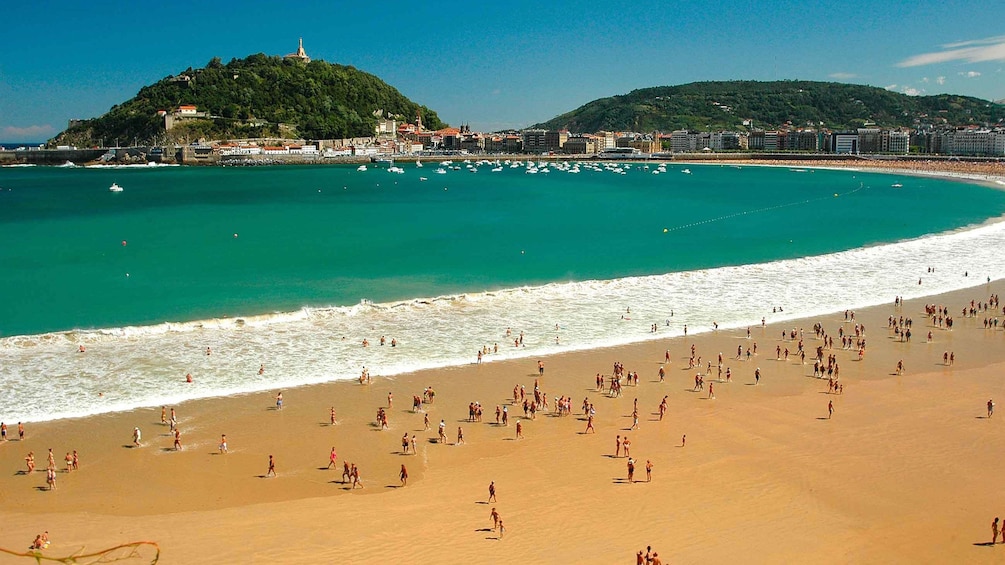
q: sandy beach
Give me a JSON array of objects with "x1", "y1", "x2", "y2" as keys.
[{"x1": 3, "y1": 164, "x2": 1005, "y2": 563}]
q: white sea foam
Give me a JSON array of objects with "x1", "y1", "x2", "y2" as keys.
[{"x1": 3, "y1": 217, "x2": 1005, "y2": 423}]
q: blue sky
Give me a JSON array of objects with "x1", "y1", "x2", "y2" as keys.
[{"x1": 1, "y1": 1, "x2": 1002, "y2": 142}]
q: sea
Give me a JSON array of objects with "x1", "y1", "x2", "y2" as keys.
[{"x1": 3, "y1": 160, "x2": 1005, "y2": 423}]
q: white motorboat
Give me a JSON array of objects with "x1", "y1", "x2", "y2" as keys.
[
  {"x1": 356, "y1": 165, "x2": 367, "y2": 172},
  {"x1": 109, "y1": 182, "x2": 124, "y2": 192}
]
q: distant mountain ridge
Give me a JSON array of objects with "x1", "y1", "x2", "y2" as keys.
[
  {"x1": 53, "y1": 53, "x2": 445, "y2": 146},
  {"x1": 533, "y1": 80, "x2": 1005, "y2": 132}
]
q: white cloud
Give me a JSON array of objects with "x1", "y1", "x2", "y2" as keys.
[
  {"x1": 828, "y1": 72, "x2": 857, "y2": 79},
  {"x1": 885, "y1": 84, "x2": 898, "y2": 91},
  {"x1": 1, "y1": 124, "x2": 54, "y2": 140},
  {"x1": 920, "y1": 77, "x2": 929, "y2": 83},
  {"x1": 902, "y1": 87, "x2": 924, "y2": 96},
  {"x1": 898, "y1": 35, "x2": 1005, "y2": 67},
  {"x1": 958, "y1": 70, "x2": 982, "y2": 78},
  {"x1": 936, "y1": 76, "x2": 946, "y2": 85},
  {"x1": 942, "y1": 35, "x2": 1005, "y2": 49}
]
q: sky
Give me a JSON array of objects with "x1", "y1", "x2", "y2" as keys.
[{"x1": 1, "y1": 0, "x2": 1003, "y2": 142}]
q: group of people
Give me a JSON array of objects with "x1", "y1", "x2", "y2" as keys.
[
  {"x1": 26, "y1": 446, "x2": 77, "y2": 491},
  {"x1": 635, "y1": 546, "x2": 663, "y2": 565},
  {"x1": 0, "y1": 421, "x2": 25, "y2": 441}
]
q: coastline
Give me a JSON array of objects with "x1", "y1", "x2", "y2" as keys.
[
  {"x1": 2, "y1": 161, "x2": 1005, "y2": 562},
  {"x1": 1, "y1": 279, "x2": 1004, "y2": 563}
]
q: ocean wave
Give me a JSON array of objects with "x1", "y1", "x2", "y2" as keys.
[{"x1": 3, "y1": 217, "x2": 1005, "y2": 423}]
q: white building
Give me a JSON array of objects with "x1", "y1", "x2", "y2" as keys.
[
  {"x1": 942, "y1": 129, "x2": 1005, "y2": 156},
  {"x1": 832, "y1": 134, "x2": 858, "y2": 154}
]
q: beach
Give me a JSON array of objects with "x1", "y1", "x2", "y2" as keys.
[
  {"x1": 2, "y1": 160, "x2": 1005, "y2": 564},
  {"x1": 1, "y1": 278, "x2": 1005, "y2": 563}
]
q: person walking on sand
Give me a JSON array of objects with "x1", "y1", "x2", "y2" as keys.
[
  {"x1": 491, "y1": 507, "x2": 500, "y2": 531},
  {"x1": 488, "y1": 481, "x2": 497, "y2": 502},
  {"x1": 399, "y1": 464, "x2": 408, "y2": 486},
  {"x1": 18, "y1": 422, "x2": 24, "y2": 441},
  {"x1": 402, "y1": 433, "x2": 410, "y2": 454},
  {"x1": 219, "y1": 434, "x2": 228, "y2": 454},
  {"x1": 623, "y1": 436, "x2": 631, "y2": 458},
  {"x1": 328, "y1": 447, "x2": 338, "y2": 469},
  {"x1": 627, "y1": 457, "x2": 635, "y2": 483},
  {"x1": 173, "y1": 429, "x2": 182, "y2": 451},
  {"x1": 266, "y1": 455, "x2": 276, "y2": 477},
  {"x1": 994, "y1": 516, "x2": 1000, "y2": 544},
  {"x1": 585, "y1": 414, "x2": 595, "y2": 434},
  {"x1": 330, "y1": 406, "x2": 337, "y2": 425},
  {"x1": 132, "y1": 427, "x2": 141, "y2": 446},
  {"x1": 410, "y1": 435, "x2": 417, "y2": 455},
  {"x1": 515, "y1": 420, "x2": 524, "y2": 439},
  {"x1": 276, "y1": 391, "x2": 283, "y2": 410},
  {"x1": 46, "y1": 467, "x2": 56, "y2": 490},
  {"x1": 497, "y1": 519, "x2": 505, "y2": 539},
  {"x1": 989, "y1": 399, "x2": 995, "y2": 419},
  {"x1": 828, "y1": 400, "x2": 834, "y2": 419},
  {"x1": 646, "y1": 459, "x2": 653, "y2": 482},
  {"x1": 616, "y1": 435, "x2": 622, "y2": 457},
  {"x1": 755, "y1": 368, "x2": 760, "y2": 385}
]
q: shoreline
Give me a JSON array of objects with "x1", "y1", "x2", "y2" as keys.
[
  {"x1": 1, "y1": 279, "x2": 1004, "y2": 563},
  {"x1": 3, "y1": 161, "x2": 1005, "y2": 425}
]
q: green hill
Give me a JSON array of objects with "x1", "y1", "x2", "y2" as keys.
[
  {"x1": 53, "y1": 54, "x2": 444, "y2": 146},
  {"x1": 533, "y1": 80, "x2": 1005, "y2": 132}
]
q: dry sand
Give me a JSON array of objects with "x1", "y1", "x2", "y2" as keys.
[{"x1": 3, "y1": 164, "x2": 1005, "y2": 564}]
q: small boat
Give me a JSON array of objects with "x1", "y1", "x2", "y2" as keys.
[
  {"x1": 109, "y1": 183, "x2": 123, "y2": 192},
  {"x1": 435, "y1": 168, "x2": 447, "y2": 175},
  {"x1": 356, "y1": 165, "x2": 367, "y2": 172},
  {"x1": 891, "y1": 183, "x2": 903, "y2": 188},
  {"x1": 415, "y1": 159, "x2": 422, "y2": 168},
  {"x1": 681, "y1": 168, "x2": 692, "y2": 175},
  {"x1": 419, "y1": 177, "x2": 428, "y2": 181}
]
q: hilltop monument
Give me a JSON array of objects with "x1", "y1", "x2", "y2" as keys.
[{"x1": 284, "y1": 38, "x2": 310, "y2": 63}]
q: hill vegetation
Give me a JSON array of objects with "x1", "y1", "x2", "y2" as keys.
[
  {"x1": 533, "y1": 80, "x2": 1005, "y2": 132},
  {"x1": 53, "y1": 54, "x2": 444, "y2": 146}
]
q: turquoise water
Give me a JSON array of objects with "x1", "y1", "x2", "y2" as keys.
[
  {"x1": 2, "y1": 162, "x2": 1003, "y2": 337},
  {"x1": 4, "y1": 161, "x2": 1005, "y2": 423}
]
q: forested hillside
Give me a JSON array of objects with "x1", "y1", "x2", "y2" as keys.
[
  {"x1": 533, "y1": 80, "x2": 1004, "y2": 132},
  {"x1": 53, "y1": 54, "x2": 444, "y2": 145}
]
